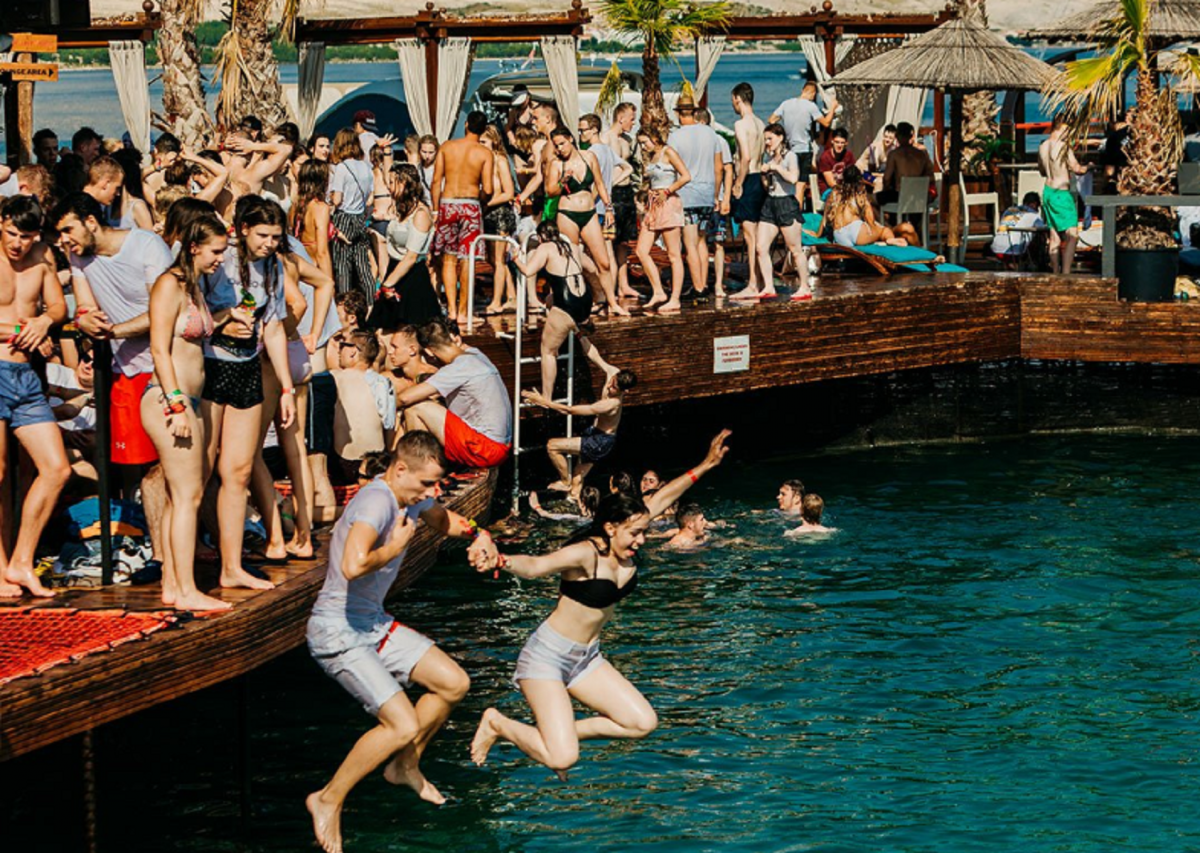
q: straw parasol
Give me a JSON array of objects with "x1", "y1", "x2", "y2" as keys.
[
  {"x1": 831, "y1": 17, "x2": 1057, "y2": 255},
  {"x1": 1029, "y1": 0, "x2": 1200, "y2": 43}
]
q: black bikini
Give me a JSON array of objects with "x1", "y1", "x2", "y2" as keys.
[
  {"x1": 559, "y1": 540, "x2": 638, "y2": 609},
  {"x1": 544, "y1": 252, "x2": 593, "y2": 325}
]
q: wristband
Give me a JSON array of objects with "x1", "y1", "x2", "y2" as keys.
[
  {"x1": 687, "y1": 469, "x2": 698, "y2": 484},
  {"x1": 281, "y1": 387, "x2": 295, "y2": 396},
  {"x1": 76, "y1": 308, "x2": 90, "y2": 316},
  {"x1": 13, "y1": 324, "x2": 20, "y2": 335}
]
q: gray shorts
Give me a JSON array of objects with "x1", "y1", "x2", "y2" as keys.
[
  {"x1": 513, "y1": 620, "x2": 605, "y2": 690},
  {"x1": 309, "y1": 620, "x2": 434, "y2": 716}
]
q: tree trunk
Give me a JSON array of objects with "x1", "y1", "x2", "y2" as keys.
[
  {"x1": 640, "y1": 41, "x2": 669, "y2": 137},
  {"x1": 1115, "y1": 71, "x2": 1181, "y2": 249},
  {"x1": 157, "y1": 0, "x2": 214, "y2": 147},
  {"x1": 956, "y1": 0, "x2": 997, "y2": 175},
  {"x1": 216, "y1": 0, "x2": 293, "y2": 131}
]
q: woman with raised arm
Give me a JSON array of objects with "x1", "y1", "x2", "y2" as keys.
[
  {"x1": 141, "y1": 211, "x2": 228, "y2": 612},
  {"x1": 201, "y1": 195, "x2": 296, "y2": 592},
  {"x1": 471, "y1": 430, "x2": 732, "y2": 777},
  {"x1": 634, "y1": 128, "x2": 691, "y2": 314},
  {"x1": 369, "y1": 163, "x2": 440, "y2": 330}
]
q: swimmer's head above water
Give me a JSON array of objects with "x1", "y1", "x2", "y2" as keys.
[
  {"x1": 675, "y1": 502, "x2": 708, "y2": 538},
  {"x1": 610, "y1": 470, "x2": 637, "y2": 498},
  {"x1": 801, "y1": 493, "x2": 824, "y2": 526},
  {"x1": 777, "y1": 479, "x2": 805, "y2": 513},
  {"x1": 640, "y1": 470, "x2": 661, "y2": 496}
]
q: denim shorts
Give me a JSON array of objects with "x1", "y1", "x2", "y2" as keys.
[
  {"x1": 513, "y1": 620, "x2": 605, "y2": 690},
  {"x1": 308, "y1": 620, "x2": 434, "y2": 716},
  {"x1": 0, "y1": 360, "x2": 54, "y2": 430}
]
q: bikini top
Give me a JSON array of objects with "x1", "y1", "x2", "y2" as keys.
[
  {"x1": 559, "y1": 540, "x2": 638, "y2": 609},
  {"x1": 179, "y1": 297, "x2": 214, "y2": 342},
  {"x1": 563, "y1": 160, "x2": 595, "y2": 195}
]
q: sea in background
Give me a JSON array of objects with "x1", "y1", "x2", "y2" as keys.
[{"x1": 0, "y1": 51, "x2": 1058, "y2": 161}]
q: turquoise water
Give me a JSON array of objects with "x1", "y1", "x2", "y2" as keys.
[{"x1": 8, "y1": 433, "x2": 1200, "y2": 851}]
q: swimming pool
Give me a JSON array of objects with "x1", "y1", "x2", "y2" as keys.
[{"x1": 10, "y1": 433, "x2": 1197, "y2": 851}]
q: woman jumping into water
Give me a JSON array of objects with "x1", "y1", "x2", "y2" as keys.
[{"x1": 471, "y1": 430, "x2": 731, "y2": 777}]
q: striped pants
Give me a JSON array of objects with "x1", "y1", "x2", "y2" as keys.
[{"x1": 331, "y1": 210, "x2": 375, "y2": 303}]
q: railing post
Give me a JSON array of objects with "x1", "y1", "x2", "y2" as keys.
[{"x1": 93, "y1": 338, "x2": 114, "y2": 586}]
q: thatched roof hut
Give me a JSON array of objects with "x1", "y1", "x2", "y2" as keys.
[{"x1": 1028, "y1": 0, "x2": 1200, "y2": 43}]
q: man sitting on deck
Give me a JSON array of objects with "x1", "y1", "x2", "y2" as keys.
[
  {"x1": 521, "y1": 368, "x2": 637, "y2": 503},
  {"x1": 397, "y1": 319, "x2": 512, "y2": 469},
  {"x1": 306, "y1": 431, "x2": 498, "y2": 852},
  {"x1": 330, "y1": 331, "x2": 397, "y2": 484},
  {"x1": 1039, "y1": 114, "x2": 1090, "y2": 275}
]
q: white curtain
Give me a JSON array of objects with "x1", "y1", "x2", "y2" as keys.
[
  {"x1": 395, "y1": 38, "x2": 433, "y2": 138},
  {"x1": 297, "y1": 41, "x2": 326, "y2": 141},
  {"x1": 436, "y1": 37, "x2": 474, "y2": 142},
  {"x1": 109, "y1": 41, "x2": 152, "y2": 156},
  {"x1": 798, "y1": 34, "x2": 857, "y2": 101},
  {"x1": 541, "y1": 36, "x2": 580, "y2": 131},
  {"x1": 693, "y1": 36, "x2": 726, "y2": 103}
]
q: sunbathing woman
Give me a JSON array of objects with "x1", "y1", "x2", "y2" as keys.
[
  {"x1": 513, "y1": 219, "x2": 619, "y2": 399},
  {"x1": 470, "y1": 430, "x2": 732, "y2": 778},
  {"x1": 142, "y1": 211, "x2": 228, "y2": 611},
  {"x1": 545, "y1": 127, "x2": 627, "y2": 316},
  {"x1": 821, "y1": 165, "x2": 920, "y2": 249}
]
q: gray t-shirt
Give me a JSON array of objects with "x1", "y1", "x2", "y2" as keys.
[
  {"x1": 427, "y1": 347, "x2": 512, "y2": 444},
  {"x1": 307, "y1": 481, "x2": 435, "y2": 654},
  {"x1": 588, "y1": 142, "x2": 619, "y2": 215},
  {"x1": 202, "y1": 250, "x2": 286, "y2": 362},
  {"x1": 70, "y1": 228, "x2": 173, "y2": 377},
  {"x1": 330, "y1": 159, "x2": 374, "y2": 215},
  {"x1": 668, "y1": 124, "x2": 721, "y2": 210},
  {"x1": 773, "y1": 97, "x2": 824, "y2": 154},
  {"x1": 288, "y1": 236, "x2": 341, "y2": 349}
]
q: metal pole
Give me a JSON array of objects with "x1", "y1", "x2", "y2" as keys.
[{"x1": 93, "y1": 339, "x2": 114, "y2": 586}]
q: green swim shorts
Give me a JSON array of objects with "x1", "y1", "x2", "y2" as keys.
[{"x1": 1042, "y1": 185, "x2": 1078, "y2": 233}]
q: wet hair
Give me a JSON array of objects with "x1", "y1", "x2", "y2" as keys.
[
  {"x1": 567, "y1": 492, "x2": 648, "y2": 553},
  {"x1": 579, "y1": 485, "x2": 601, "y2": 518},
  {"x1": 895, "y1": 122, "x2": 915, "y2": 142},
  {"x1": 337, "y1": 290, "x2": 369, "y2": 328},
  {"x1": 675, "y1": 502, "x2": 703, "y2": 529},
  {"x1": 232, "y1": 195, "x2": 286, "y2": 297},
  {"x1": 297, "y1": 161, "x2": 331, "y2": 223},
  {"x1": 51, "y1": 192, "x2": 106, "y2": 231},
  {"x1": 357, "y1": 450, "x2": 391, "y2": 480},
  {"x1": 801, "y1": 493, "x2": 824, "y2": 524},
  {"x1": 615, "y1": 369, "x2": 638, "y2": 391},
  {"x1": 609, "y1": 470, "x2": 637, "y2": 498},
  {"x1": 732, "y1": 82, "x2": 754, "y2": 105},
  {"x1": 535, "y1": 219, "x2": 572, "y2": 260},
  {"x1": 55, "y1": 153, "x2": 88, "y2": 195},
  {"x1": 781, "y1": 478, "x2": 805, "y2": 499},
  {"x1": 72, "y1": 127, "x2": 102, "y2": 152},
  {"x1": 388, "y1": 162, "x2": 424, "y2": 220},
  {"x1": 394, "y1": 429, "x2": 447, "y2": 473},
  {"x1": 466, "y1": 110, "x2": 489, "y2": 136},
  {"x1": 154, "y1": 132, "x2": 182, "y2": 155},
  {"x1": 1, "y1": 195, "x2": 45, "y2": 233},
  {"x1": 16, "y1": 165, "x2": 53, "y2": 206},
  {"x1": 162, "y1": 197, "x2": 219, "y2": 248},
  {"x1": 175, "y1": 212, "x2": 228, "y2": 303},
  {"x1": 579, "y1": 113, "x2": 602, "y2": 134},
  {"x1": 331, "y1": 127, "x2": 364, "y2": 164}
]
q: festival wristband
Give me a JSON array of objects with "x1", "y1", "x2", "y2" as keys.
[
  {"x1": 687, "y1": 469, "x2": 698, "y2": 484},
  {"x1": 282, "y1": 387, "x2": 295, "y2": 396}
]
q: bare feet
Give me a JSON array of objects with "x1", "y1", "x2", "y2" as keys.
[
  {"x1": 470, "y1": 708, "x2": 502, "y2": 766},
  {"x1": 286, "y1": 539, "x2": 314, "y2": 560},
  {"x1": 730, "y1": 288, "x2": 761, "y2": 301},
  {"x1": 383, "y1": 749, "x2": 447, "y2": 804},
  {"x1": 609, "y1": 302, "x2": 631, "y2": 317},
  {"x1": 306, "y1": 791, "x2": 343, "y2": 853},
  {"x1": 887, "y1": 238, "x2": 908, "y2": 247},
  {"x1": 643, "y1": 294, "x2": 668, "y2": 311},
  {"x1": 219, "y1": 565, "x2": 276, "y2": 590},
  {"x1": 545, "y1": 480, "x2": 571, "y2": 493},
  {"x1": 655, "y1": 300, "x2": 682, "y2": 314},
  {"x1": 0, "y1": 579, "x2": 24, "y2": 598},
  {"x1": 4, "y1": 566, "x2": 54, "y2": 597},
  {"x1": 618, "y1": 287, "x2": 641, "y2": 299},
  {"x1": 172, "y1": 589, "x2": 233, "y2": 613}
]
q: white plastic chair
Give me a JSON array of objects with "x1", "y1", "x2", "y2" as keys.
[
  {"x1": 1016, "y1": 170, "x2": 1045, "y2": 207},
  {"x1": 959, "y1": 173, "x2": 1001, "y2": 265},
  {"x1": 881, "y1": 175, "x2": 931, "y2": 247},
  {"x1": 1180, "y1": 161, "x2": 1200, "y2": 195},
  {"x1": 809, "y1": 174, "x2": 824, "y2": 213}
]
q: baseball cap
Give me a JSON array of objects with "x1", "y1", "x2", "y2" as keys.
[{"x1": 354, "y1": 110, "x2": 378, "y2": 132}]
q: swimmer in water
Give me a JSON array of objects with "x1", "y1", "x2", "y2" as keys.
[
  {"x1": 530, "y1": 485, "x2": 601, "y2": 523},
  {"x1": 777, "y1": 479, "x2": 805, "y2": 515},
  {"x1": 666, "y1": 502, "x2": 709, "y2": 548},
  {"x1": 640, "y1": 470, "x2": 662, "y2": 497},
  {"x1": 786, "y1": 493, "x2": 834, "y2": 535},
  {"x1": 470, "y1": 430, "x2": 731, "y2": 778}
]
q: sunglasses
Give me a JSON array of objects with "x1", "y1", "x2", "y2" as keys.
[{"x1": 336, "y1": 340, "x2": 358, "y2": 351}]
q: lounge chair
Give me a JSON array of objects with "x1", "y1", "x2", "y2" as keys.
[{"x1": 801, "y1": 214, "x2": 968, "y2": 276}]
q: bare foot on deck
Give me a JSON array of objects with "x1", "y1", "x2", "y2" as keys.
[
  {"x1": 172, "y1": 589, "x2": 232, "y2": 613},
  {"x1": 220, "y1": 565, "x2": 276, "y2": 590},
  {"x1": 470, "y1": 707, "x2": 502, "y2": 766},
  {"x1": 643, "y1": 294, "x2": 667, "y2": 312},
  {"x1": 306, "y1": 791, "x2": 343, "y2": 853},
  {"x1": 730, "y1": 288, "x2": 761, "y2": 301},
  {"x1": 383, "y1": 750, "x2": 447, "y2": 804},
  {"x1": 0, "y1": 579, "x2": 25, "y2": 598},
  {"x1": 4, "y1": 566, "x2": 54, "y2": 597},
  {"x1": 608, "y1": 302, "x2": 631, "y2": 317},
  {"x1": 545, "y1": 480, "x2": 571, "y2": 493},
  {"x1": 654, "y1": 300, "x2": 681, "y2": 314},
  {"x1": 286, "y1": 539, "x2": 314, "y2": 560}
]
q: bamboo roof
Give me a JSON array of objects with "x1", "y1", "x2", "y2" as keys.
[
  {"x1": 830, "y1": 17, "x2": 1056, "y2": 91},
  {"x1": 1028, "y1": 0, "x2": 1200, "y2": 43}
]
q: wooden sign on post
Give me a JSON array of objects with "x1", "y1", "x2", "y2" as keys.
[
  {"x1": 0, "y1": 63, "x2": 59, "y2": 82},
  {"x1": 10, "y1": 34, "x2": 58, "y2": 53}
]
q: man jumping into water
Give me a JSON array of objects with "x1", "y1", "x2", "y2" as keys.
[{"x1": 305, "y1": 431, "x2": 497, "y2": 853}]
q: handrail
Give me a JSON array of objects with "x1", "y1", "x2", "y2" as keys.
[{"x1": 465, "y1": 234, "x2": 520, "y2": 335}]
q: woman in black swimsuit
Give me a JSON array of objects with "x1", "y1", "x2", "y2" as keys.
[
  {"x1": 513, "y1": 220, "x2": 618, "y2": 398},
  {"x1": 471, "y1": 431, "x2": 732, "y2": 777},
  {"x1": 545, "y1": 128, "x2": 627, "y2": 316}
]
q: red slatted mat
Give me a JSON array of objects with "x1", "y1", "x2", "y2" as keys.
[{"x1": 0, "y1": 608, "x2": 175, "y2": 684}]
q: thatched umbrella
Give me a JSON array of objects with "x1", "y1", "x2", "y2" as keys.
[
  {"x1": 1029, "y1": 0, "x2": 1200, "y2": 43},
  {"x1": 832, "y1": 17, "x2": 1056, "y2": 255}
]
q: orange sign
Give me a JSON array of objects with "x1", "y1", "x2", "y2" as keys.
[
  {"x1": 11, "y1": 34, "x2": 58, "y2": 53},
  {"x1": 0, "y1": 63, "x2": 59, "y2": 82}
]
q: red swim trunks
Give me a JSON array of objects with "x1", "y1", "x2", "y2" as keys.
[
  {"x1": 433, "y1": 199, "x2": 483, "y2": 259},
  {"x1": 443, "y1": 410, "x2": 510, "y2": 469},
  {"x1": 111, "y1": 371, "x2": 158, "y2": 466}
]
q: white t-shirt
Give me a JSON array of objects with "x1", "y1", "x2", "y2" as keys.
[
  {"x1": 358, "y1": 130, "x2": 379, "y2": 164},
  {"x1": 330, "y1": 159, "x2": 374, "y2": 215},
  {"x1": 773, "y1": 97, "x2": 824, "y2": 154},
  {"x1": 202, "y1": 251, "x2": 287, "y2": 362},
  {"x1": 992, "y1": 206, "x2": 1045, "y2": 255},
  {"x1": 365, "y1": 370, "x2": 397, "y2": 431},
  {"x1": 588, "y1": 142, "x2": 620, "y2": 214},
  {"x1": 69, "y1": 228, "x2": 174, "y2": 377},
  {"x1": 426, "y1": 347, "x2": 512, "y2": 444},
  {"x1": 715, "y1": 134, "x2": 732, "y2": 200},
  {"x1": 46, "y1": 363, "x2": 96, "y2": 432},
  {"x1": 0, "y1": 174, "x2": 19, "y2": 197},
  {"x1": 668, "y1": 124, "x2": 722, "y2": 209}
]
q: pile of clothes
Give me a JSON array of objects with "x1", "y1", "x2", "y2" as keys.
[{"x1": 47, "y1": 498, "x2": 155, "y2": 587}]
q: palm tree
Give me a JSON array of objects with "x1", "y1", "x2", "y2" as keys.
[
  {"x1": 157, "y1": 0, "x2": 215, "y2": 147},
  {"x1": 598, "y1": 0, "x2": 732, "y2": 135},
  {"x1": 956, "y1": 0, "x2": 999, "y2": 174},
  {"x1": 1046, "y1": 0, "x2": 1194, "y2": 248},
  {"x1": 215, "y1": 0, "x2": 298, "y2": 130}
]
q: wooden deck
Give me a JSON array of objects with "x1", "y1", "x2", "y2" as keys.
[
  {"x1": 464, "y1": 272, "x2": 1200, "y2": 406},
  {"x1": 0, "y1": 469, "x2": 497, "y2": 762}
]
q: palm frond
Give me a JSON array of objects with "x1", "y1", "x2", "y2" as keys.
[
  {"x1": 596, "y1": 60, "x2": 626, "y2": 117},
  {"x1": 214, "y1": 23, "x2": 250, "y2": 126}
]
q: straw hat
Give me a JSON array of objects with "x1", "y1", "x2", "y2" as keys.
[{"x1": 674, "y1": 93, "x2": 697, "y2": 112}]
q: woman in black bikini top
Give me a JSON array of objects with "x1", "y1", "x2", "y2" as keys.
[{"x1": 470, "y1": 430, "x2": 732, "y2": 778}]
